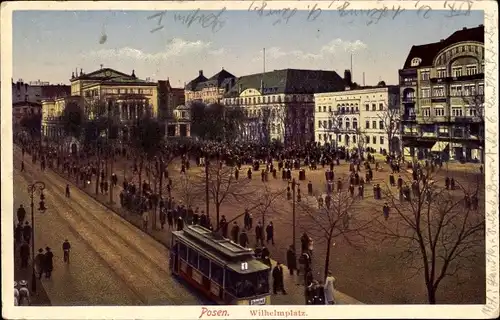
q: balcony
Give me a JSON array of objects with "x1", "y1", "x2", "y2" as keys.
[
  {"x1": 402, "y1": 97, "x2": 415, "y2": 104},
  {"x1": 402, "y1": 114, "x2": 416, "y2": 121},
  {"x1": 431, "y1": 96, "x2": 448, "y2": 103},
  {"x1": 333, "y1": 110, "x2": 359, "y2": 115}
]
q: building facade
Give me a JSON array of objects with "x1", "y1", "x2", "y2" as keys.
[
  {"x1": 222, "y1": 69, "x2": 346, "y2": 144},
  {"x1": 158, "y1": 79, "x2": 185, "y2": 121},
  {"x1": 314, "y1": 85, "x2": 400, "y2": 153},
  {"x1": 184, "y1": 69, "x2": 236, "y2": 105},
  {"x1": 12, "y1": 80, "x2": 70, "y2": 104},
  {"x1": 42, "y1": 67, "x2": 158, "y2": 143},
  {"x1": 13, "y1": 101, "x2": 42, "y2": 135},
  {"x1": 399, "y1": 25, "x2": 484, "y2": 162}
]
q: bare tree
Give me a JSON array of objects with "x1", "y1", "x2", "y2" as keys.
[
  {"x1": 354, "y1": 127, "x2": 368, "y2": 156},
  {"x1": 197, "y1": 164, "x2": 256, "y2": 228},
  {"x1": 376, "y1": 97, "x2": 401, "y2": 155},
  {"x1": 298, "y1": 180, "x2": 375, "y2": 279},
  {"x1": 461, "y1": 92, "x2": 485, "y2": 163},
  {"x1": 374, "y1": 168, "x2": 485, "y2": 304},
  {"x1": 174, "y1": 172, "x2": 204, "y2": 209}
]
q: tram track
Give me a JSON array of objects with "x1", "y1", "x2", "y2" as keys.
[{"x1": 17, "y1": 150, "x2": 200, "y2": 305}]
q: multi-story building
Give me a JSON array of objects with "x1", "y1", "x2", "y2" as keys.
[
  {"x1": 314, "y1": 84, "x2": 400, "y2": 153},
  {"x1": 42, "y1": 67, "x2": 158, "y2": 147},
  {"x1": 158, "y1": 79, "x2": 185, "y2": 121},
  {"x1": 12, "y1": 79, "x2": 70, "y2": 104},
  {"x1": 13, "y1": 101, "x2": 42, "y2": 135},
  {"x1": 399, "y1": 25, "x2": 484, "y2": 162},
  {"x1": 184, "y1": 69, "x2": 236, "y2": 105},
  {"x1": 222, "y1": 69, "x2": 346, "y2": 144}
]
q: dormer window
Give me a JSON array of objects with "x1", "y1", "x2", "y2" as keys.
[{"x1": 411, "y1": 57, "x2": 422, "y2": 67}]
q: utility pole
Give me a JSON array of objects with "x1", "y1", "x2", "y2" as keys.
[
  {"x1": 28, "y1": 181, "x2": 46, "y2": 293},
  {"x1": 288, "y1": 178, "x2": 300, "y2": 251},
  {"x1": 205, "y1": 152, "x2": 210, "y2": 220}
]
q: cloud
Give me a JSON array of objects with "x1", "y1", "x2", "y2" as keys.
[
  {"x1": 254, "y1": 38, "x2": 367, "y2": 62},
  {"x1": 86, "y1": 38, "x2": 217, "y2": 61},
  {"x1": 208, "y1": 48, "x2": 226, "y2": 56}
]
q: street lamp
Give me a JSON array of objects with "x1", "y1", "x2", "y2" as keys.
[
  {"x1": 27, "y1": 181, "x2": 46, "y2": 293},
  {"x1": 288, "y1": 178, "x2": 300, "y2": 251}
]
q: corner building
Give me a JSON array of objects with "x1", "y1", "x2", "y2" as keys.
[{"x1": 399, "y1": 25, "x2": 484, "y2": 162}]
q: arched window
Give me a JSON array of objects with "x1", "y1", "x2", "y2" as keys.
[
  {"x1": 353, "y1": 118, "x2": 358, "y2": 129},
  {"x1": 345, "y1": 118, "x2": 350, "y2": 130},
  {"x1": 323, "y1": 120, "x2": 327, "y2": 128}
]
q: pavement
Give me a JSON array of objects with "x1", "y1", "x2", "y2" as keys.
[{"x1": 13, "y1": 148, "x2": 207, "y2": 305}]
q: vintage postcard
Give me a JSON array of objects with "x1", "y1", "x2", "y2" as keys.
[{"x1": 1, "y1": 0, "x2": 498, "y2": 319}]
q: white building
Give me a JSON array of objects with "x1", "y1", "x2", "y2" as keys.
[{"x1": 314, "y1": 85, "x2": 401, "y2": 153}]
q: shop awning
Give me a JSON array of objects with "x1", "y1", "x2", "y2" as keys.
[{"x1": 431, "y1": 141, "x2": 449, "y2": 152}]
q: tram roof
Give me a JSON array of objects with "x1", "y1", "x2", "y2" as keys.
[{"x1": 174, "y1": 225, "x2": 258, "y2": 260}]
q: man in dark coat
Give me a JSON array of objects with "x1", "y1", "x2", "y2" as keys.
[
  {"x1": 266, "y1": 222, "x2": 274, "y2": 245},
  {"x1": 220, "y1": 215, "x2": 228, "y2": 238},
  {"x1": 44, "y1": 247, "x2": 54, "y2": 279},
  {"x1": 15, "y1": 223, "x2": 23, "y2": 244},
  {"x1": 300, "y1": 233, "x2": 309, "y2": 253},
  {"x1": 272, "y1": 262, "x2": 287, "y2": 294},
  {"x1": 239, "y1": 230, "x2": 249, "y2": 247},
  {"x1": 383, "y1": 203, "x2": 390, "y2": 220},
  {"x1": 286, "y1": 245, "x2": 297, "y2": 275},
  {"x1": 22, "y1": 222, "x2": 32, "y2": 243},
  {"x1": 20, "y1": 241, "x2": 30, "y2": 269},
  {"x1": 17, "y1": 205, "x2": 26, "y2": 224},
  {"x1": 230, "y1": 222, "x2": 240, "y2": 243},
  {"x1": 255, "y1": 222, "x2": 264, "y2": 247}
]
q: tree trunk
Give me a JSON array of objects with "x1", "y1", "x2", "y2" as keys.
[
  {"x1": 216, "y1": 203, "x2": 221, "y2": 230},
  {"x1": 138, "y1": 158, "x2": 143, "y2": 195},
  {"x1": 95, "y1": 152, "x2": 100, "y2": 195},
  {"x1": 324, "y1": 236, "x2": 332, "y2": 281},
  {"x1": 427, "y1": 284, "x2": 437, "y2": 304},
  {"x1": 159, "y1": 158, "x2": 163, "y2": 201},
  {"x1": 109, "y1": 153, "x2": 114, "y2": 204}
]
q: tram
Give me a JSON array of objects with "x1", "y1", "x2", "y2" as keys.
[{"x1": 170, "y1": 225, "x2": 271, "y2": 305}]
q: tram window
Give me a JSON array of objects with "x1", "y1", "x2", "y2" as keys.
[
  {"x1": 210, "y1": 263, "x2": 223, "y2": 285},
  {"x1": 188, "y1": 249, "x2": 199, "y2": 268},
  {"x1": 199, "y1": 255, "x2": 210, "y2": 276},
  {"x1": 225, "y1": 270, "x2": 269, "y2": 298},
  {"x1": 178, "y1": 243, "x2": 187, "y2": 260}
]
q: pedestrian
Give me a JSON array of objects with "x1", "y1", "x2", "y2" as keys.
[
  {"x1": 266, "y1": 222, "x2": 274, "y2": 245},
  {"x1": 44, "y1": 247, "x2": 54, "y2": 279},
  {"x1": 21, "y1": 160, "x2": 25, "y2": 172},
  {"x1": 286, "y1": 245, "x2": 297, "y2": 275},
  {"x1": 14, "y1": 281, "x2": 19, "y2": 306},
  {"x1": 18, "y1": 280, "x2": 31, "y2": 306},
  {"x1": 324, "y1": 271, "x2": 336, "y2": 304},
  {"x1": 220, "y1": 215, "x2": 228, "y2": 238},
  {"x1": 230, "y1": 222, "x2": 240, "y2": 243},
  {"x1": 272, "y1": 262, "x2": 287, "y2": 294},
  {"x1": 65, "y1": 184, "x2": 71, "y2": 198},
  {"x1": 22, "y1": 221, "x2": 32, "y2": 243},
  {"x1": 383, "y1": 202, "x2": 390, "y2": 220},
  {"x1": 255, "y1": 222, "x2": 264, "y2": 247},
  {"x1": 177, "y1": 216, "x2": 184, "y2": 231},
  {"x1": 142, "y1": 211, "x2": 149, "y2": 231},
  {"x1": 20, "y1": 241, "x2": 30, "y2": 269},
  {"x1": 239, "y1": 230, "x2": 249, "y2": 247},
  {"x1": 159, "y1": 208, "x2": 166, "y2": 229},
  {"x1": 35, "y1": 248, "x2": 45, "y2": 279},
  {"x1": 62, "y1": 239, "x2": 71, "y2": 263},
  {"x1": 300, "y1": 232, "x2": 309, "y2": 254},
  {"x1": 15, "y1": 223, "x2": 23, "y2": 244},
  {"x1": 17, "y1": 205, "x2": 26, "y2": 224}
]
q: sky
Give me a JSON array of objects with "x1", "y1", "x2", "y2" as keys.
[{"x1": 12, "y1": 8, "x2": 484, "y2": 88}]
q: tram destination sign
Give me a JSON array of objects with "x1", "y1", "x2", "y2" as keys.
[{"x1": 250, "y1": 297, "x2": 266, "y2": 305}]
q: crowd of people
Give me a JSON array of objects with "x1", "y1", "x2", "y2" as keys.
[{"x1": 15, "y1": 134, "x2": 478, "y2": 305}]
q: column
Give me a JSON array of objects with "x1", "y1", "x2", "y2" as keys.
[
  {"x1": 175, "y1": 124, "x2": 180, "y2": 136},
  {"x1": 186, "y1": 123, "x2": 191, "y2": 137}
]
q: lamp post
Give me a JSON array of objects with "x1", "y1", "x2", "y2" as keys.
[
  {"x1": 27, "y1": 181, "x2": 46, "y2": 293},
  {"x1": 288, "y1": 178, "x2": 301, "y2": 251}
]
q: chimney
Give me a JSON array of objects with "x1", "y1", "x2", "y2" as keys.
[
  {"x1": 80, "y1": 69, "x2": 83, "y2": 76},
  {"x1": 344, "y1": 69, "x2": 352, "y2": 85},
  {"x1": 479, "y1": 24, "x2": 484, "y2": 27},
  {"x1": 462, "y1": 27, "x2": 467, "y2": 30},
  {"x1": 100, "y1": 64, "x2": 104, "y2": 69},
  {"x1": 72, "y1": 72, "x2": 75, "y2": 78},
  {"x1": 132, "y1": 69, "x2": 136, "y2": 77},
  {"x1": 199, "y1": 70, "x2": 203, "y2": 77}
]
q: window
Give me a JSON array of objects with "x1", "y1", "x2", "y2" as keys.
[
  {"x1": 353, "y1": 135, "x2": 357, "y2": 143},
  {"x1": 372, "y1": 104, "x2": 376, "y2": 111},
  {"x1": 323, "y1": 120, "x2": 327, "y2": 128},
  {"x1": 451, "y1": 107, "x2": 463, "y2": 117},
  {"x1": 380, "y1": 136, "x2": 384, "y2": 145},
  {"x1": 379, "y1": 103, "x2": 384, "y2": 111},
  {"x1": 338, "y1": 135, "x2": 342, "y2": 142},
  {"x1": 372, "y1": 136, "x2": 377, "y2": 144},
  {"x1": 468, "y1": 107, "x2": 477, "y2": 117},
  {"x1": 323, "y1": 106, "x2": 326, "y2": 112},
  {"x1": 422, "y1": 107, "x2": 431, "y2": 117},
  {"x1": 421, "y1": 70, "x2": 430, "y2": 80},
  {"x1": 411, "y1": 57, "x2": 422, "y2": 67},
  {"x1": 365, "y1": 121, "x2": 370, "y2": 129},
  {"x1": 178, "y1": 243, "x2": 187, "y2": 260},
  {"x1": 353, "y1": 120, "x2": 358, "y2": 129},
  {"x1": 329, "y1": 106, "x2": 332, "y2": 112},
  {"x1": 421, "y1": 88, "x2": 430, "y2": 98},
  {"x1": 365, "y1": 136, "x2": 370, "y2": 144},
  {"x1": 365, "y1": 104, "x2": 369, "y2": 111},
  {"x1": 318, "y1": 121, "x2": 322, "y2": 128},
  {"x1": 436, "y1": 68, "x2": 447, "y2": 78},
  {"x1": 199, "y1": 255, "x2": 210, "y2": 276},
  {"x1": 210, "y1": 262, "x2": 223, "y2": 285},
  {"x1": 372, "y1": 121, "x2": 377, "y2": 129},
  {"x1": 435, "y1": 107, "x2": 445, "y2": 117},
  {"x1": 464, "y1": 84, "x2": 476, "y2": 96},
  {"x1": 345, "y1": 119, "x2": 350, "y2": 130},
  {"x1": 379, "y1": 121, "x2": 384, "y2": 129},
  {"x1": 450, "y1": 85, "x2": 462, "y2": 97},
  {"x1": 478, "y1": 83, "x2": 484, "y2": 95},
  {"x1": 433, "y1": 86, "x2": 445, "y2": 97},
  {"x1": 452, "y1": 66, "x2": 463, "y2": 77},
  {"x1": 328, "y1": 120, "x2": 333, "y2": 129},
  {"x1": 466, "y1": 65, "x2": 478, "y2": 76}
]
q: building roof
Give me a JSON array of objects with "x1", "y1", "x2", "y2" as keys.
[
  {"x1": 206, "y1": 69, "x2": 236, "y2": 86},
  {"x1": 40, "y1": 85, "x2": 71, "y2": 100},
  {"x1": 72, "y1": 67, "x2": 153, "y2": 84},
  {"x1": 403, "y1": 25, "x2": 484, "y2": 69},
  {"x1": 224, "y1": 69, "x2": 346, "y2": 98},
  {"x1": 185, "y1": 71, "x2": 208, "y2": 91}
]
